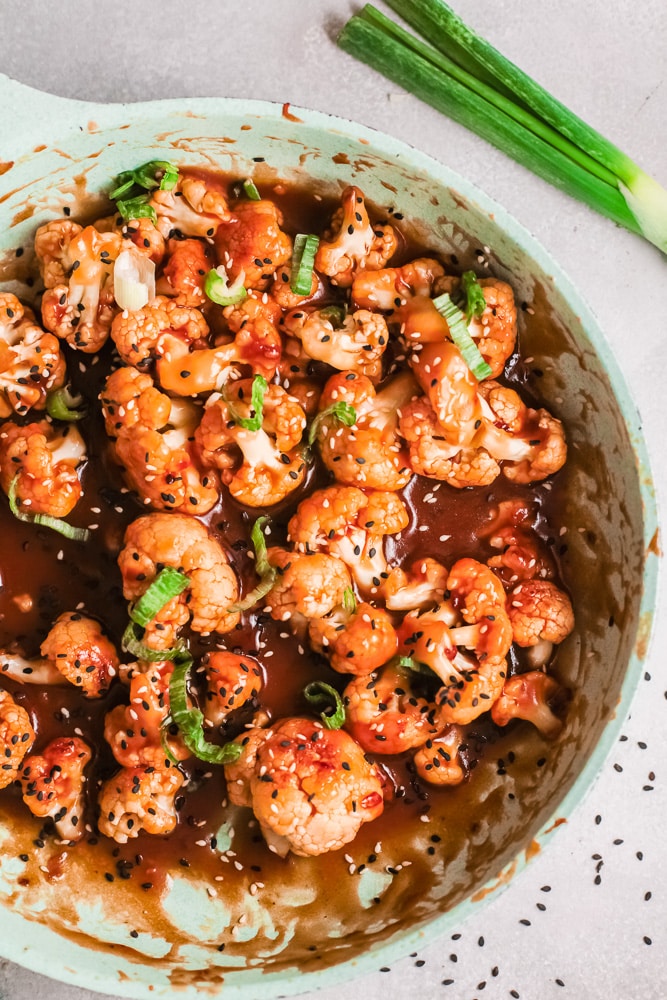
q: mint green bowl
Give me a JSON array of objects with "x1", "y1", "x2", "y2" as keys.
[{"x1": 0, "y1": 74, "x2": 658, "y2": 999}]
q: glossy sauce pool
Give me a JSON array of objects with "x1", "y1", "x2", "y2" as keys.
[{"x1": 0, "y1": 176, "x2": 571, "y2": 969}]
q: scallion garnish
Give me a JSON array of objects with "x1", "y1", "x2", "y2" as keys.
[
  {"x1": 338, "y1": 2, "x2": 667, "y2": 253},
  {"x1": 242, "y1": 178, "x2": 261, "y2": 201},
  {"x1": 307, "y1": 401, "x2": 357, "y2": 448},
  {"x1": 160, "y1": 717, "x2": 181, "y2": 765},
  {"x1": 115, "y1": 196, "x2": 158, "y2": 225},
  {"x1": 460, "y1": 270, "x2": 487, "y2": 322},
  {"x1": 46, "y1": 386, "x2": 86, "y2": 422},
  {"x1": 224, "y1": 374, "x2": 268, "y2": 432},
  {"x1": 129, "y1": 567, "x2": 190, "y2": 628},
  {"x1": 318, "y1": 304, "x2": 347, "y2": 328},
  {"x1": 433, "y1": 292, "x2": 492, "y2": 380},
  {"x1": 7, "y1": 475, "x2": 90, "y2": 543},
  {"x1": 303, "y1": 681, "x2": 346, "y2": 730},
  {"x1": 343, "y1": 587, "x2": 357, "y2": 614},
  {"x1": 121, "y1": 622, "x2": 186, "y2": 663},
  {"x1": 228, "y1": 516, "x2": 277, "y2": 613},
  {"x1": 204, "y1": 266, "x2": 248, "y2": 307},
  {"x1": 169, "y1": 657, "x2": 243, "y2": 764},
  {"x1": 290, "y1": 234, "x2": 320, "y2": 296},
  {"x1": 391, "y1": 654, "x2": 434, "y2": 676},
  {"x1": 110, "y1": 160, "x2": 179, "y2": 199}
]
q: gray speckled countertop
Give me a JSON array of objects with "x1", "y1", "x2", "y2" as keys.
[{"x1": 1, "y1": 1, "x2": 666, "y2": 998}]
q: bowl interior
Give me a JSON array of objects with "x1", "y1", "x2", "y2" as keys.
[{"x1": 0, "y1": 91, "x2": 657, "y2": 999}]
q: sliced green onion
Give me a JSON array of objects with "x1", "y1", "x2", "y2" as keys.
[
  {"x1": 307, "y1": 401, "x2": 357, "y2": 448},
  {"x1": 8, "y1": 475, "x2": 90, "y2": 543},
  {"x1": 110, "y1": 160, "x2": 178, "y2": 199},
  {"x1": 318, "y1": 304, "x2": 347, "y2": 328},
  {"x1": 433, "y1": 292, "x2": 492, "y2": 380},
  {"x1": 391, "y1": 654, "x2": 434, "y2": 676},
  {"x1": 338, "y1": 3, "x2": 667, "y2": 251},
  {"x1": 342, "y1": 587, "x2": 357, "y2": 614},
  {"x1": 460, "y1": 270, "x2": 487, "y2": 322},
  {"x1": 121, "y1": 622, "x2": 186, "y2": 663},
  {"x1": 224, "y1": 374, "x2": 268, "y2": 432},
  {"x1": 242, "y1": 178, "x2": 261, "y2": 200},
  {"x1": 290, "y1": 234, "x2": 319, "y2": 296},
  {"x1": 227, "y1": 516, "x2": 276, "y2": 613},
  {"x1": 46, "y1": 386, "x2": 86, "y2": 422},
  {"x1": 160, "y1": 718, "x2": 181, "y2": 765},
  {"x1": 303, "y1": 681, "x2": 346, "y2": 730},
  {"x1": 204, "y1": 266, "x2": 248, "y2": 307},
  {"x1": 130, "y1": 567, "x2": 190, "y2": 628},
  {"x1": 169, "y1": 657, "x2": 243, "y2": 764},
  {"x1": 115, "y1": 196, "x2": 158, "y2": 225}
]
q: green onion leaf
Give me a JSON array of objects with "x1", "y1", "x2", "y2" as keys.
[
  {"x1": 121, "y1": 622, "x2": 187, "y2": 663},
  {"x1": 169, "y1": 657, "x2": 243, "y2": 764},
  {"x1": 111, "y1": 160, "x2": 178, "y2": 199},
  {"x1": 307, "y1": 401, "x2": 357, "y2": 448},
  {"x1": 204, "y1": 266, "x2": 248, "y2": 307},
  {"x1": 242, "y1": 178, "x2": 261, "y2": 201},
  {"x1": 46, "y1": 386, "x2": 86, "y2": 422},
  {"x1": 460, "y1": 270, "x2": 487, "y2": 322},
  {"x1": 303, "y1": 681, "x2": 346, "y2": 730},
  {"x1": 8, "y1": 475, "x2": 90, "y2": 543},
  {"x1": 433, "y1": 292, "x2": 492, "y2": 380},
  {"x1": 224, "y1": 374, "x2": 268, "y2": 432},
  {"x1": 159, "y1": 717, "x2": 181, "y2": 765},
  {"x1": 129, "y1": 567, "x2": 190, "y2": 628},
  {"x1": 290, "y1": 234, "x2": 320, "y2": 296},
  {"x1": 343, "y1": 587, "x2": 357, "y2": 614},
  {"x1": 115, "y1": 196, "x2": 158, "y2": 225},
  {"x1": 391, "y1": 654, "x2": 434, "y2": 676},
  {"x1": 228, "y1": 516, "x2": 277, "y2": 613}
]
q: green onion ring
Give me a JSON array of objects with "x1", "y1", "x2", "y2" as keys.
[
  {"x1": 307, "y1": 401, "x2": 357, "y2": 448},
  {"x1": 129, "y1": 567, "x2": 190, "y2": 628},
  {"x1": 303, "y1": 681, "x2": 346, "y2": 730},
  {"x1": 228, "y1": 517, "x2": 277, "y2": 613},
  {"x1": 224, "y1": 374, "x2": 268, "y2": 432},
  {"x1": 169, "y1": 658, "x2": 243, "y2": 764},
  {"x1": 8, "y1": 475, "x2": 90, "y2": 543},
  {"x1": 46, "y1": 386, "x2": 86, "y2": 422},
  {"x1": 432, "y1": 292, "x2": 492, "y2": 381},
  {"x1": 242, "y1": 178, "x2": 261, "y2": 200},
  {"x1": 290, "y1": 233, "x2": 320, "y2": 296}
]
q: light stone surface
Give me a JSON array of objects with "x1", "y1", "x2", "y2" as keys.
[{"x1": 1, "y1": 1, "x2": 666, "y2": 998}]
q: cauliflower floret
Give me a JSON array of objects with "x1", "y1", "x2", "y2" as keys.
[
  {"x1": 34, "y1": 219, "x2": 83, "y2": 288},
  {"x1": 40, "y1": 611, "x2": 119, "y2": 698},
  {"x1": 491, "y1": 671, "x2": 567, "y2": 739},
  {"x1": 352, "y1": 256, "x2": 445, "y2": 310},
  {"x1": 308, "y1": 600, "x2": 398, "y2": 675},
  {"x1": 0, "y1": 419, "x2": 86, "y2": 518},
  {"x1": 283, "y1": 306, "x2": 390, "y2": 380},
  {"x1": 507, "y1": 579, "x2": 574, "y2": 647},
  {"x1": 314, "y1": 370, "x2": 416, "y2": 491},
  {"x1": 0, "y1": 689, "x2": 35, "y2": 789},
  {"x1": 276, "y1": 336, "x2": 322, "y2": 418},
  {"x1": 314, "y1": 186, "x2": 397, "y2": 288},
  {"x1": 101, "y1": 367, "x2": 219, "y2": 514},
  {"x1": 104, "y1": 662, "x2": 187, "y2": 767},
  {"x1": 121, "y1": 217, "x2": 166, "y2": 265},
  {"x1": 0, "y1": 293, "x2": 66, "y2": 418},
  {"x1": 399, "y1": 395, "x2": 499, "y2": 487},
  {"x1": 159, "y1": 238, "x2": 211, "y2": 306},
  {"x1": 482, "y1": 498, "x2": 555, "y2": 586},
  {"x1": 150, "y1": 174, "x2": 230, "y2": 239},
  {"x1": 110, "y1": 294, "x2": 209, "y2": 368},
  {"x1": 384, "y1": 557, "x2": 449, "y2": 611},
  {"x1": 203, "y1": 651, "x2": 263, "y2": 727},
  {"x1": 97, "y1": 763, "x2": 184, "y2": 843},
  {"x1": 118, "y1": 513, "x2": 240, "y2": 646},
  {"x1": 409, "y1": 340, "x2": 484, "y2": 448},
  {"x1": 195, "y1": 379, "x2": 306, "y2": 508},
  {"x1": 344, "y1": 663, "x2": 441, "y2": 754},
  {"x1": 270, "y1": 262, "x2": 321, "y2": 309},
  {"x1": 40, "y1": 225, "x2": 121, "y2": 352},
  {"x1": 20, "y1": 736, "x2": 91, "y2": 841},
  {"x1": 224, "y1": 717, "x2": 384, "y2": 857},
  {"x1": 265, "y1": 548, "x2": 352, "y2": 628},
  {"x1": 214, "y1": 199, "x2": 292, "y2": 290},
  {"x1": 413, "y1": 725, "x2": 467, "y2": 786},
  {"x1": 433, "y1": 274, "x2": 517, "y2": 377},
  {"x1": 288, "y1": 485, "x2": 408, "y2": 595}
]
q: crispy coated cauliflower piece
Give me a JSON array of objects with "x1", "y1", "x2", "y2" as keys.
[
  {"x1": 413, "y1": 726, "x2": 467, "y2": 786},
  {"x1": 40, "y1": 611, "x2": 119, "y2": 698},
  {"x1": 491, "y1": 671, "x2": 567, "y2": 738},
  {"x1": 283, "y1": 305, "x2": 389, "y2": 380},
  {"x1": 118, "y1": 513, "x2": 240, "y2": 646},
  {"x1": 277, "y1": 337, "x2": 322, "y2": 417},
  {"x1": 483, "y1": 498, "x2": 555, "y2": 586},
  {"x1": 433, "y1": 274, "x2": 517, "y2": 378},
  {"x1": 203, "y1": 651, "x2": 263, "y2": 727},
  {"x1": 20, "y1": 736, "x2": 91, "y2": 841},
  {"x1": 150, "y1": 175, "x2": 230, "y2": 239},
  {"x1": 97, "y1": 763, "x2": 184, "y2": 843},
  {"x1": 121, "y1": 217, "x2": 166, "y2": 265},
  {"x1": 195, "y1": 378, "x2": 306, "y2": 508},
  {"x1": 34, "y1": 219, "x2": 83, "y2": 288},
  {"x1": 224, "y1": 717, "x2": 384, "y2": 857},
  {"x1": 352, "y1": 256, "x2": 445, "y2": 310},
  {"x1": 40, "y1": 225, "x2": 121, "y2": 352},
  {"x1": 314, "y1": 371, "x2": 416, "y2": 491},
  {"x1": 399, "y1": 395, "x2": 499, "y2": 487},
  {"x1": 384, "y1": 557, "x2": 449, "y2": 611},
  {"x1": 0, "y1": 419, "x2": 86, "y2": 518},
  {"x1": 160, "y1": 237, "x2": 211, "y2": 306},
  {"x1": 104, "y1": 662, "x2": 187, "y2": 767},
  {"x1": 344, "y1": 663, "x2": 441, "y2": 754},
  {"x1": 110, "y1": 294, "x2": 209, "y2": 368},
  {"x1": 270, "y1": 262, "x2": 321, "y2": 309},
  {"x1": 215, "y1": 199, "x2": 292, "y2": 290},
  {"x1": 264, "y1": 547, "x2": 352, "y2": 628},
  {"x1": 314, "y1": 186, "x2": 397, "y2": 288},
  {"x1": 0, "y1": 689, "x2": 35, "y2": 789},
  {"x1": 309, "y1": 600, "x2": 398, "y2": 675},
  {"x1": 409, "y1": 340, "x2": 484, "y2": 448},
  {"x1": 507, "y1": 579, "x2": 574, "y2": 647},
  {"x1": 101, "y1": 367, "x2": 219, "y2": 514},
  {"x1": 288, "y1": 485, "x2": 408, "y2": 595},
  {"x1": 0, "y1": 293, "x2": 66, "y2": 418}
]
